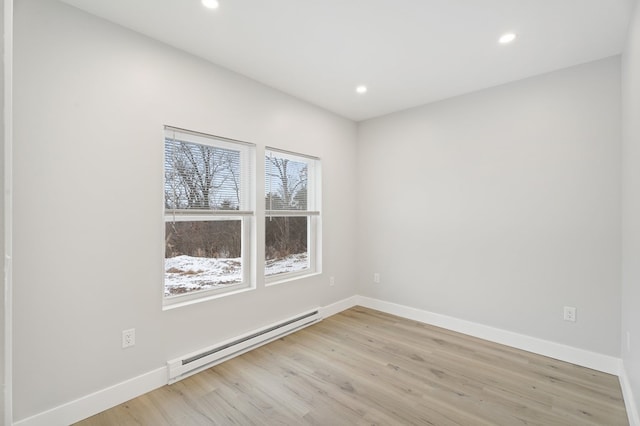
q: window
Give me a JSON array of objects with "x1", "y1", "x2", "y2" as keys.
[
  {"x1": 164, "y1": 126, "x2": 254, "y2": 305},
  {"x1": 265, "y1": 148, "x2": 320, "y2": 282}
]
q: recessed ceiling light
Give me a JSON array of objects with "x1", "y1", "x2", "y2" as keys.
[
  {"x1": 356, "y1": 85, "x2": 368, "y2": 94},
  {"x1": 499, "y1": 32, "x2": 517, "y2": 44},
  {"x1": 202, "y1": 0, "x2": 219, "y2": 9}
]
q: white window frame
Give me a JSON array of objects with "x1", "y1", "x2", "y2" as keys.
[
  {"x1": 163, "y1": 126, "x2": 255, "y2": 308},
  {"x1": 265, "y1": 147, "x2": 321, "y2": 285}
]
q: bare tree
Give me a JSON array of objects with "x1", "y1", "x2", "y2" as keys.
[
  {"x1": 165, "y1": 140, "x2": 243, "y2": 259},
  {"x1": 265, "y1": 156, "x2": 308, "y2": 258},
  {"x1": 266, "y1": 157, "x2": 307, "y2": 209},
  {"x1": 165, "y1": 141, "x2": 241, "y2": 209}
]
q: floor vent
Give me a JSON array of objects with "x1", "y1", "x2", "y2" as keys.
[{"x1": 167, "y1": 309, "x2": 322, "y2": 383}]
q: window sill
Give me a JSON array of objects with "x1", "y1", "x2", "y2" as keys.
[
  {"x1": 162, "y1": 285, "x2": 255, "y2": 311},
  {"x1": 265, "y1": 271, "x2": 321, "y2": 287}
]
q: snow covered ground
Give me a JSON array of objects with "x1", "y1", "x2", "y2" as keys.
[
  {"x1": 165, "y1": 253, "x2": 308, "y2": 296},
  {"x1": 265, "y1": 252, "x2": 309, "y2": 277}
]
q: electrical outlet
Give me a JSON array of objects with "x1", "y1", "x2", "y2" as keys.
[
  {"x1": 122, "y1": 328, "x2": 135, "y2": 348},
  {"x1": 373, "y1": 273, "x2": 381, "y2": 284},
  {"x1": 329, "y1": 276, "x2": 335, "y2": 286},
  {"x1": 563, "y1": 306, "x2": 576, "y2": 322}
]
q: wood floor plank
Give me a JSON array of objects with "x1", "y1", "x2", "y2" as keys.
[{"x1": 76, "y1": 307, "x2": 628, "y2": 425}]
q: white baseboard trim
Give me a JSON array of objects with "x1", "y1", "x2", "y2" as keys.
[
  {"x1": 620, "y1": 364, "x2": 640, "y2": 426},
  {"x1": 320, "y1": 295, "x2": 359, "y2": 318},
  {"x1": 13, "y1": 295, "x2": 626, "y2": 425},
  {"x1": 355, "y1": 296, "x2": 622, "y2": 375},
  {"x1": 13, "y1": 367, "x2": 167, "y2": 426},
  {"x1": 12, "y1": 297, "x2": 359, "y2": 426}
]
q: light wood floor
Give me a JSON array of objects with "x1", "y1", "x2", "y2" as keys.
[{"x1": 76, "y1": 307, "x2": 628, "y2": 425}]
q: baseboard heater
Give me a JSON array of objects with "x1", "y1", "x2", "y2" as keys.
[{"x1": 167, "y1": 308, "x2": 322, "y2": 384}]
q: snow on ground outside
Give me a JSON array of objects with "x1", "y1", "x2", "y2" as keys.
[
  {"x1": 165, "y1": 253, "x2": 308, "y2": 296},
  {"x1": 265, "y1": 253, "x2": 308, "y2": 276}
]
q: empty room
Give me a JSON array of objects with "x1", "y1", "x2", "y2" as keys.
[{"x1": 2, "y1": 0, "x2": 640, "y2": 424}]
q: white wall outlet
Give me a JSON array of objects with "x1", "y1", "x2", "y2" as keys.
[
  {"x1": 122, "y1": 328, "x2": 136, "y2": 348},
  {"x1": 563, "y1": 306, "x2": 576, "y2": 322},
  {"x1": 329, "y1": 276, "x2": 335, "y2": 286},
  {"x1": 373, "y1": 272, "x2": 381, "y2": 284}
]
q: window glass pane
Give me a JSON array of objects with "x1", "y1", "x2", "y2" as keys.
[
  {"x1": 265, "y1": 216, "x2": 309, "y2": 276},
  {"x1": 265, "y1": 153, "x2": 309, "y2": 210},
  {"x1": 165, "y1": 220, "x2": 242, "y2": 296},
  {"x1": 165, "y1": 138, "x2": 242, "y2": 210}
]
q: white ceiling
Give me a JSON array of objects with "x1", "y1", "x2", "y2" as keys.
[{"x1": 60, "y1": 0, "x2": 633, "y2": 121}]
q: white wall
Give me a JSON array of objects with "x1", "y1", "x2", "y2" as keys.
[
  {"x1": 1, "y1": 0, "x2": 5, "y2": 423},
  {"x1": 622, "y1": 0, "x2": 640, "y2": 417},
  {"x1": 357, "y1": 57, "x2": 622, "y2": 357},
  {"x1": 12, "y1": 0, "x2": 358, "y2": 421}
]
